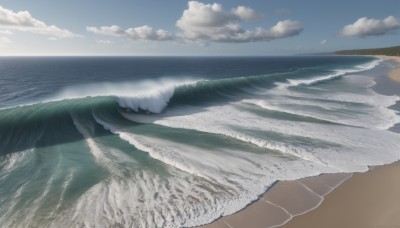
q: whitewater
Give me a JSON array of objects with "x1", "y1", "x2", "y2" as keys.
[{"x1": 0, "y1": 56, "x2": 399, "y2": 227}]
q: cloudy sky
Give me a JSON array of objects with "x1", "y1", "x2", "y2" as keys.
[{"x1": 0, "y1": 0, "x2": 399, "y2": 56}]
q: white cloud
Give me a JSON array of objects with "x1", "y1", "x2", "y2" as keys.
[
  {"x1": 0, "y1": 5, "x2": 78, "y2": 38},
  {"x1": 176, "y1": 1, "x2": 302, "y2": 43},
  {"x1": 268, "y1": 20, "x2": 303, "y2": 38},
  {"x1": 87, "y1": 25, "x2": 124, "y2": 36},
  {"x1": 87, "y1": 1, "x2": 302, "y2": 44},
  {"x1": 87, "y1": 25, "x2": 174, "y2": 41},
  {"x1": 339, "y1": 16, "x2": 400, "y2": 37},
  {"x1": 0, "y1": 30, "x2": 13, "y2": 35},
  {"x1": 125, "y1": 26, "x2": 174, "y2": 41},
  {"x1": 96, "y1": 39, "x2": 113, "y2": 44},
  {"x1": 231, "y1": 6, "x2": 262, "y2": 21},
  {"x1": 320, "y1": 39, "x2": 327, "y2": 45},
  {"x1": 0, "y1": 36, "x2": 11, "y2": 44}
]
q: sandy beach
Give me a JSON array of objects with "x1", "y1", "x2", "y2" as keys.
[
  {"x1": 200, "y1": 56, "x2": 400, "y2": 228},
  {"x1": 282, "y1": 162, "x2": 400, "y2": 228},
  {"x1": 201, "y1": 164, "x2": 400, "y2": 228},
  {"x1": 200, "y1": 173, "x2": 353, "y2": 228},
  {"x1": 201, "y1": 163, "x2": 400, "y2": 228},
  {"x1": 375, "y1": 55, "x2": 400, "y2": 83}
]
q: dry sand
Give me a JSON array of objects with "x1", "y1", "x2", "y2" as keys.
[
  {"x1": 389, "y1": 68, "x2": 400, "y2": 83},
  {"x1": 201, "y1": 163, "x2": 400, "y2": 228},
  {"x1": 200, "y1": 173, "x2": 353, "y2": 228},
  {"x1": 375, "y1": 55, "x2": 400, "y2": 83},
  {"x1": 282, "y1": 162, "x2": 400, "y2": 228}
]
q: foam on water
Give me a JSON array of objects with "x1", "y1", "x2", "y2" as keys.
[
  {"x1": 120, "y1": 70, "x2": 400, "y2": 174},
  {"x1": 0, "y1": 149, "x2": 33, "y2": 173},
  {"x1": 284, "y1": 59, "x2": 382, "y2": 87},
  {"x1": 1, "y1": 57, "x2": 399, "y2": 227},
  {"x1": 91, "y1": 113, "x2": 335, "y2": 227},
  {"x1": 242, "y1": 76, "x2": 400, "y2": 130},
  {"x1": 49, "y1": 78, "x2": 199, "y2": 113},
  {"x1": 51, "y1": 170, "x2": 75, "y2": 217},
  {"x1": 98, "y1": 70, "x2": 400, "y2": 225},
  {"x1": 72, "y1": 115, "x2": 124, "y2": 176},
  {"x1": 125, "y1": 102, "x2": 400, "y2": 169}
]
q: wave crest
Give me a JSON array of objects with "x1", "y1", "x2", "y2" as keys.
[
  {"x1": 51, "y1": 78, "x2": 199, "y2": 113},
  {"x1": 284, "y1": 59, "x2": 382, "y2": 87}
]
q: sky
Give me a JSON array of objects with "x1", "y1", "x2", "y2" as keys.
[{"x1": 0, "y1": 0, "x2": 399, "y2": 56}]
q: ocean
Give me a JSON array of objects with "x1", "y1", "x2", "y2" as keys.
[{"x1": 0, "y1": 56, "x2": 399, "y2": 227}]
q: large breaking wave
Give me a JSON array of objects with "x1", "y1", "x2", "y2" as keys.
[{"x1": 0, "y1": 58, "x2": 400, "y2": 227}]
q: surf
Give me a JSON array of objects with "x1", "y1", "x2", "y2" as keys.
[{"x1": 1, "y1": 56, "x2": 400, "y2": 227}]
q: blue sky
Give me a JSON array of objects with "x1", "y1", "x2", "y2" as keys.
[{"x1": 0, "y1": 0, "x2": 399, "y2": 55}]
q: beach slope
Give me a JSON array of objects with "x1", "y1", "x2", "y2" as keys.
[{"x1": 282, "y1": 162, "x2": 400, "y2": 228}]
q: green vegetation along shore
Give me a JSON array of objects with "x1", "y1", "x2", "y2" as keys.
[{"x1": 334, "y1": 46, "x2": 400, "y2": 56}]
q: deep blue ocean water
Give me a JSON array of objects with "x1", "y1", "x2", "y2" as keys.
[{"x1": 0, "y1": 56, "x2": 399, "y2": 227}]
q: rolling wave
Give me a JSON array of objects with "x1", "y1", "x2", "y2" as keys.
[
  {"x1": 283, "y1": 58, "x2": 382, "y2": 87},
  {"x1": 1, "y1": 58, "x2": 400, "y2": 227},
  {"x1": 1, "y1": 58, "x2": 382, "y2": 116}
]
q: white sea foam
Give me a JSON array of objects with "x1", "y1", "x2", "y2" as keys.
[
  {"x1": 13, "y1": 153, "x2": 63, "y2": 228},
  {"x1": 87, "y1": 113, "x2": 334, "y2": 227},
  {"x1": 125, "y1": 102, "x2": 400, "y2": 169},
  {"x1": 50, "y1": 169, "x2": 75, "y2": 217},
  {"x1": 250, "y1": 75, "x2": 400, "y2": 130},
  {"x1": 3, "y1": 58, "x2": 398, "y2": 228},
  {"x1": 80, "y1": 65, "x2": 400, "y2": 227},
  {"x1": 92, "y1": 85, "x2": 400, "y2": 227},
  {"x1": 284, "y1": 59, "x2": 382, "y2": 87},
  {"x1": 119, "y1": 69, "x2": 400, "y2": 172},
  {"x1": 4, "y1": 78, "x2": 199, "y2": 112},
  {"x1": 72, "y1": 115, "x2": 124, "y2": 176},
  {"x1": 0, "y1": 149, "x2": 34, "y2": 173},
  {"x1": 241, "y1": 95, "x2": 400, "y2": 130},
  {"x1": 50, "y1": 78, "x2": 199, "y2": 113}
]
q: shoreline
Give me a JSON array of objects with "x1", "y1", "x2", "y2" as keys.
[
  {"x1": 199, "y1": 57, "x2": 400, "y2": 228},
  {"x1": 200, "y1": 162, "x2": 400, "y2": 228},
  {"x1": 199, "y1": 172, "x2": 353, "y2": 228},
  {"x1": 282, "y1": 161, "x2": 400, "y2": 228},
  {"x1": 374, "y1": 55, "x2": 400, "y2": 83}
]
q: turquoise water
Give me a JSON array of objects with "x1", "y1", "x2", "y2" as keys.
[{"x1": 0, "y1": 56, "x2": 399, "y2": 227}]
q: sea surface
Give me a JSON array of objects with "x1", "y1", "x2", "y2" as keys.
[{"x1": 0, "y1": 56, "x2": 399, "y2": 227}]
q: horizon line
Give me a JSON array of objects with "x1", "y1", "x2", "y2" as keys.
[{"x1": 0, "y1": 53, "x2": 329, "y2": 57}]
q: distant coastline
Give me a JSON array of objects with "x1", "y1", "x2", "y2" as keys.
[
  {"x1": 334, "y1": 45, "x2": 400, "y2": 83},
  {"x1": 334, "y1": 45, "x2": 400, "y2": 56}
]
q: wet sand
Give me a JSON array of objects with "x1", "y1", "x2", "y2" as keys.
[
  {"x1": 200, "y1": 173, "x2": 353, "y2": 228},
  {"x1": 200, "y1": 162, "x2": 400, "y2": 228},
  {"x1": 282, "y1": 162, "x2": 400, "y2": 228}
]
